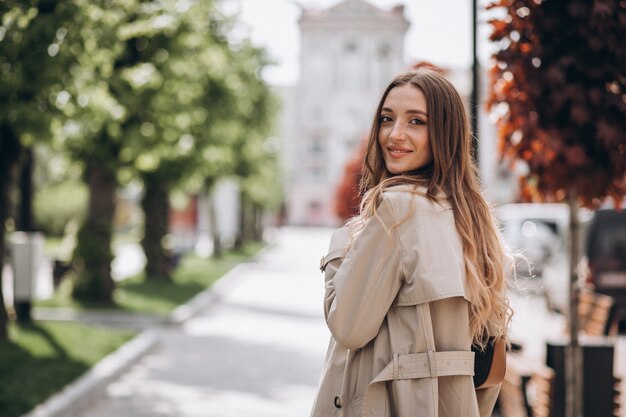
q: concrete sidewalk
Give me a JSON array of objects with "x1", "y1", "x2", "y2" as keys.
[
  {"x1": 22, "y1": 226, "x2": 626, "y2": 417},
  {"x1": 72, "y1": 227, "x2": 334, "y2": 417}
]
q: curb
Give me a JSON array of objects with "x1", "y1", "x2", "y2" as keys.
[
  {"x1": 21, "y1": 330, "x2": 158, "y2": 417},
  {"x1": 33, "y1": 307, "x2": 166, "y2": 329},
  {"x1": 168, "y1": 261, "x2": 251, "y2": 324},
  {"x1": 168, "y1": 241, "x2": 275, "y2": 323},
  {"x1": 21, "y1": 241, "x2": 273, "y2": 417}
]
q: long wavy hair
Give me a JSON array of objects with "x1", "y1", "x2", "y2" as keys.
[{"x1": 357, "y1": 69, "x2": 511, "y2": 346}]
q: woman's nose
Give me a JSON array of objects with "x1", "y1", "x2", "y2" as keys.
[{"x1": 389, "y1": 122, "x2": 407, "y2": 141}]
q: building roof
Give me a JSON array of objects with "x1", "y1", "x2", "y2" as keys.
[{"x1": 299, "y1": 0, "x2": 409, "y2": 29}]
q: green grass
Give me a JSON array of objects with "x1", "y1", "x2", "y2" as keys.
[
  {"x1": 37, "y1": 242, "x2": 265, "y2": 316},
  {"x1": 0, "y1": 321, "x2": 134, "y2": 417}
]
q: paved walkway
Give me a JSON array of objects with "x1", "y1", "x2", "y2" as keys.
[
  {"x1": 74, "y1": 227, "x2": 333, "y2": 417},
  {"x1": 38, "y1": 226, "x2": 623, "y2": 417}
]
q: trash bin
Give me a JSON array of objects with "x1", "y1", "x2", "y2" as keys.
[
  {"x1": 10, "y1": 232, "x2": 44, "y2": 321},
  {"x1": 546, "y1": 338, "x2": 616, "y2": 417}
]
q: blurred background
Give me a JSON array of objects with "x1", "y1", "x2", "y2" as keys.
[{"x1": 1, "y1": 0, "x2": 624, "y2": 417}]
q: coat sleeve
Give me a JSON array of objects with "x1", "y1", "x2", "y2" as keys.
[
  {"x1": 322, "y1": 226, "x2": 351, "y2": 283},
  {"x1": 324, "y1": 195, "x2": 403, "y2": 350}
]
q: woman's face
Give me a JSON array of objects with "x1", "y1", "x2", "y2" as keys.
[{"x1": 377, "y1": 84, "x2": 433, "y2": 175}]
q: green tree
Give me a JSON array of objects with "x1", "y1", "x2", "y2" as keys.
[
  {"x1": 60, "y1": 0, "x2": 278, "y2": 285},
  {"x1": 0, "y1": 0, "x2": 80, "y2": 336},
  {"x1": 110, "y1": 0, "x2": 264, "y2": 279},
  {"x1": 228, "y1": 44, "x2": 281, "y2": 246},
  {"x1": 141, "y1": 1, "x2": 244, "y2": 278},
  {"x1": 487, "y1": 1, "x2": 625, "y2": 416},
  {"x1": 51, "y1": 1, "x2": 134, "y2": 302},
  {"x1": 121, "y1": 5, "x2": 279, "y2": 271}
]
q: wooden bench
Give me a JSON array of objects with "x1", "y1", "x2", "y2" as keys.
[
  {"x1": 577, "y1": 289, "x2": 617, "y2": 336},
  {"x1": 499, "y1": 356, "x2": 621, "y2": 417},
  {"x1": 614, "y1": 376, "x2": 622, "y2": 417},
  {"x1": 497, "y1": 353, "x2": 554, "y2": 417},
  {"x1": 561, "y1": 289, "x2": 617, "y2": 336},
  {"x1": 498, "y1": 290, "x2": 621, "y2": 416}
]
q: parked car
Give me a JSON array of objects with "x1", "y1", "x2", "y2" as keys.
[
  {"x1": 543, "y1": 207, "x2": 626, "y2": 323},
  {"x1": 496, "y1": 204, "x2": 571, "y2": 281},
  {"x1": 585, "y1": 208, "x2": 626, "y2": 323}
]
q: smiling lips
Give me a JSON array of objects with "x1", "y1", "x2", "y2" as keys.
[{"x1": 387, "y1": 146, "x2": 413, "y2": 158}]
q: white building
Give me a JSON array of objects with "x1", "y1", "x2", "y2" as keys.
[{"x1": 287, "y1": 0, "x2": 410, "y2": 226}]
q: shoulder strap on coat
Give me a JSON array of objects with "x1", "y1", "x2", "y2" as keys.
[{"x1": 418, "y1": 303, "x2": 437, "y2": 351}]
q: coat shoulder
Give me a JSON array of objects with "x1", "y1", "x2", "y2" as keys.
[
  {"x1": 380, "y1": 186, "x2": 469, "y2": 306},
  {"x1": 381, "y1": 184, "x2": 451, "y2": 221}
]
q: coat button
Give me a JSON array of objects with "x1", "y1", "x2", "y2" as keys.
[{"x1": 334, "y1": 395, "x2": 343, "y2": 408}]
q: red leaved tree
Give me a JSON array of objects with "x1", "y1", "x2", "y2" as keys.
[
  {"x1": 487, "y1": 1, "x2": 626, "y2": 416},
  {"x1": 334, "y1": 136, "x2": 367, "y2": 222}
]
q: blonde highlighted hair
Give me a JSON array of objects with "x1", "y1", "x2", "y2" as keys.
[{"x1": 358, "y1": 69, "x2": 511, "y2": 347}]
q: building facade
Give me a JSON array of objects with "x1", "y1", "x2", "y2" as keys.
[{"x1": 287, "y1": 0, "x2": 409, "y2": 226}]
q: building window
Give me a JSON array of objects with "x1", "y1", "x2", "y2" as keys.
[
  {"x1": 310, "y1": 136, "x2": 323, "y2": 154},
  {"x1": 344, "y1": 41, "x2": 358, "y2": 54},
  {"x1": 378, "y1": 42, "x2": 392, "y2": 59},
  {"x1": 340, "y1": 56, "x2": 362, "y2": 90},
  {"x1": 345, "y1": 138, "x2": 359, "y2": 152},
  {"x1": 309, "y1": 165, "x2": 325, "y2": 179}
]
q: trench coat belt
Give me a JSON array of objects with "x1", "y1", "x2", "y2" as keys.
[{"x1": 360, "y1": 350, "x2": 475, "y2": 417}]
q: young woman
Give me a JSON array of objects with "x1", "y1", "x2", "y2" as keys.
[{"x1": 311, "y1": 69, "x2": 511, "y2": 417}]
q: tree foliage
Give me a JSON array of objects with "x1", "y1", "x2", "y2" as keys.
[
  {"x1": 0, "y1": 0, "x2": 81, "y2": 337},
  {"x1": 334, "y1": 136, "x2": 366, "y2": 222},
  {"x1": 487, "y1": 2, "x2": 625, "y2": 416},
  {"x1": 2, "y1": 0, "x2": 280, "y2": 305},
  {"x1": 105, "y1": 1, "x2": 280, "y2": 277},
  {"x1": 487, "y1": 0, "x2": 626, "y2": 207}
]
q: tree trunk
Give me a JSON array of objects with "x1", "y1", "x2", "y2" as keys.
[
  {"x1": 17, "y1": 146, "x2": 35, "y2": 232},
  {"x1": 245, "y1": 202, "x2": 255, "y2": 243},
  {"x1": 235, "y1": 190, "x2": 245, "y2": 250},
  {"x1": 566, "y1": 188, "x2": 583, "y2": 417},
  {"x1": 208, "y1": 192, "x2": 222, "y2": 258},
  {"x1": 0, "y1": 170, "x2": 11, "y2": 340},
  {"x1": 72, "y1": 158, "x2": 116, "y2": 302},
  {"x1": 0, "y1": 123, "x2": 21, "y2": 340},
  {"x1": 141, "y1": 174, "x2": 172, "y2": 281},
  {"x1": 252, "y1": 203, "x2": 263, "y2": 242},
  {"x1": 14, "y1": 146, "x2": 36, "y2": 322}
]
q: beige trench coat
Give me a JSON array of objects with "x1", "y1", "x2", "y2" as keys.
[{"x1": 310, "y1": 186, "x2": 501, "y2": 417}]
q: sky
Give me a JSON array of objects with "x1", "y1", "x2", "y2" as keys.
[{"x1": 232, "y1": 0, "x2": 497, "y2": 86}]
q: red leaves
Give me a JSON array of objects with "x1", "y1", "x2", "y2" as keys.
[
  {"x1": 334, "y1": 136, "x2": 367, "y2": 221},
  {"x1": 486, "y1": 0, "x2": 626, "y2": 207},
  {"x1": 563, "y1": 145, "x2": 588, "y2": 167}
]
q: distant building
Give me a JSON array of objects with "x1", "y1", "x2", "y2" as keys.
[{"x1": 287, "y1": 0, "x2": 410, "y2": 226}]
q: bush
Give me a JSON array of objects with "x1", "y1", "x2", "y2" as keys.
[{"x1": 34, "y1": 180, "x2": 87, "y2": 237}]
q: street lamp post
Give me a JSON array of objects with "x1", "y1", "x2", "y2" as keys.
[{"x1": 471, "y1": 0, "x2": 480, "y2": 165}]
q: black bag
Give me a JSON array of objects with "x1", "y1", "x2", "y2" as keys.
[{"x1": 472, "y1": 337, "x2": 506, "y2": 389}]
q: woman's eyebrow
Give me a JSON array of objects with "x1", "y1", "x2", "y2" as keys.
[
  {"x1": 381, "y1": 107, "x2": 428, "y2": 117},
  {"x1": 406, "y1": 109, "x2": 428, "y2": 116}
]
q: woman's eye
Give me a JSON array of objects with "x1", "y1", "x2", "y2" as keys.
[
  {"x1": 379, "y1": 115, "x2": 393, "y2": 123},
  {"x1": 410, "y1": 118, "x2": 425, "y2": 125}
]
